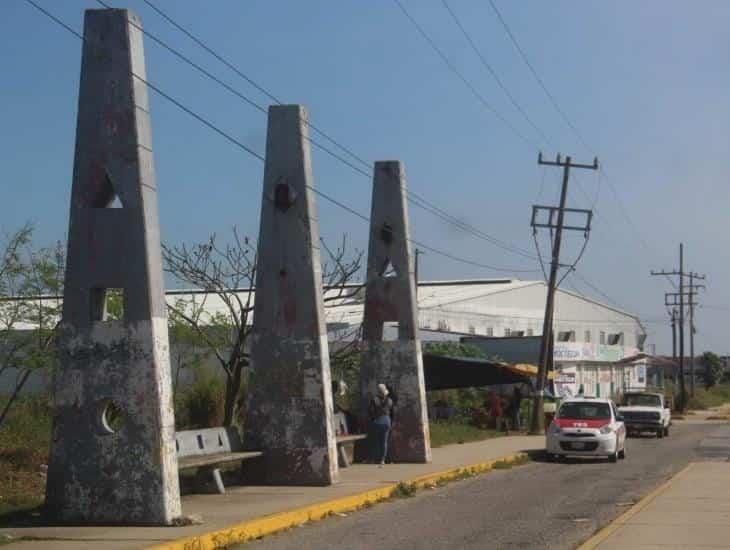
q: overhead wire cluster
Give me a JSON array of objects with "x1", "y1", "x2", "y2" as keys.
[
  {"x1": 24, "y1": 0, "x2": 663, "y2": 317},
  {"x1": 399, "y1": 0, "x2": 673, "y2": 316},
  {"x1": 393, "y1": 1, "x2": 609, "y2": 298},
  {"x1": 24, "y1": 0, "x2": 543, "y2": 278},
  {"x1": 483, "y1": 0, "x2": 675, "y2": 289}
]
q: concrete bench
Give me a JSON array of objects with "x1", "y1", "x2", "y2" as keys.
[
  {"x1": 336, "y1": 433, "x2": 367, "y2": 467},
  {"x1": 333, "y1": 411, "x2": 366, "y2": 467},
  {"x1": 176, "y1": 427, "x2": 262, "y2": 494}
]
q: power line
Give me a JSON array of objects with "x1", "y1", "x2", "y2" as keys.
[
  {"x1": 392, "y1": 2, "x2": 632, "y2": 308},
  {"x1": 121, "y1": 0, "x2": 541, "y2": 264},
  {"x1": 140, "y1": 0, "x2": 372, "y2": 173},
  {"x1": 93, "y1": 0, "x2": 374, "y2": 183},
  {"x1": 392, "y1": 0, "x2": 541, "y2": 150},
  {"x1": 440, "y1": 0, "x2": 553, "y2": 149},
  {"x1": 486, "y1": 0, "x2": 592, "y2": 154},
  {"x1": 24, "y1": 0, "x2": 539, "y2": 276},
  {"x1": 486, "y1": 0, "x2": 674, "y2": 287},
  {"x1": 570, "y1": 270, "x2": 626, "y2": 311}
]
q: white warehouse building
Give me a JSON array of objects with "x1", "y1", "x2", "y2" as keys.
[
  {"x1": 1, "y1": 279, "x2": 648, "y2": 400},
  {"x1": 168, "y1": 278, "x2": 648, "y2": 399}
]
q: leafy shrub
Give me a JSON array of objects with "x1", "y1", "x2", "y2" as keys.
[
  {"x1": 175, "y1": 370, "x2": 225, "y2": 429},
  {"x1": 686, "y1": 383, "x2": 730, "y2": 410},
  {"x1": 0, "y1": 395, "x2": 52, "y2": 517}
]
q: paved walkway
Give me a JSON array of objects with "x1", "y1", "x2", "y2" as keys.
[
  {"x1": 3, "y1": 435, "x2": 542, "y2": 549},
  {"x1": 583, "y1": 426, "x2": 730, "y2": 549}
]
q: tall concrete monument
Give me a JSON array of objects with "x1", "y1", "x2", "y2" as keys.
[
  {"x1": 359, "y1": 161, "x2": 431, "y2": 463},
  {"x1": 244, "y1": 105, "x2": 339, "y2": 485},
  {"x1": 45, "y1": 9, "x2": 181, "y2": 524}
]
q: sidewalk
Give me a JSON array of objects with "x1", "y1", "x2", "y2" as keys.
[
  {"x1": 580, "y1": 461, "x2": 730, "y2": 549},
  {"x1": 3, "y1": 435, "x2": 542, "y2": 549}
]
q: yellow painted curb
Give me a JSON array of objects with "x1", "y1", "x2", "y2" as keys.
[
  {"x1": 148, "y1": 452, "x2": 528, "y2": 550},
  {"x1": 577, "y1": 462, "x2": 696, "y2": 550}
]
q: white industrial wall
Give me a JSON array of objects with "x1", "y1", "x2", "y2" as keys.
[{"x1": 417, "y1": 281, "x2": 644, "y2": 349}]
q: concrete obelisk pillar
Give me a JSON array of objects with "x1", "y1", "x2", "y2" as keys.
[
  {"x1": 45, "y1": 9, "x2": 180, "y2": 524},
  {"x1": 244, "y1": 105, "x2": 339, "y2": 485},
  {"x1": 359, "y1": 161, "x2": 431, "y2": 463}
]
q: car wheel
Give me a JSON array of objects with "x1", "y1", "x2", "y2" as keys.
[
  {"x1": 609, "y1": 451, "x2": 618, "y2": 463},
  {"x1": 664, "y1": 426, "x2": 669, "y2": 437},
  {"x1": 657, "y1": 428, "x2": 664, "y2": 439},
  {"x1": 618, "y1": 447, "x2": 626, "y2": 460}
]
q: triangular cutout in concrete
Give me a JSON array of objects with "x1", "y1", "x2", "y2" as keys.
[{"x1": 380, "y1": 258, "x2": 398, "y2": 278}]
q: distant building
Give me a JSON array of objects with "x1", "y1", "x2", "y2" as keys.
[
  {"x1": 329, "y1": 278, "x2": 647, "y2": 399},
  {"x1": 1, "y1": 279, "x2": 648, "y2": 398}
]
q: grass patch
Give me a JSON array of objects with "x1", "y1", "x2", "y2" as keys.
[
  {"x1": 391, "y1": 482, "x2": 417, "y2": 499},
  {"x1": 0, "y1": 396, "x2": 51, "y2": 520},
  {"x1": 492, "y1": 455, "x2": 530, "y2": 470},
  {"x1": 430, "y1": 420, "x2": 504, "y2": 448},
  {"x1": 686, "y1": 384, "x2": 730, "y2": 411}
]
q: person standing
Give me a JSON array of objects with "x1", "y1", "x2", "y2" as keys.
[
  {"x1": 509, "y1": 386, "x2": 523, "y2": 431},
  {"x1": 369, "y1": 383, "x2": 394, "y2": 465},
  {"x1": 488, "y1": 391, "x2": 504, "y2": 431}
]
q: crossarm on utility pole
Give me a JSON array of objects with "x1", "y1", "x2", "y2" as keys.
[{"x1": 529, "y1": 152, "x2": 599, "y2": 435}]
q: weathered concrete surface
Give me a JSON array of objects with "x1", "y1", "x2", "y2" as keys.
[
  {"x1": 243, "y1": 105, "x2": 338, "y2": 486},
  {"x1": 358, "y1": 161, "x2": 431, "y2": 463},
  {"x1": 2, "y1": 436, "x2": 544, "y2": 548},
  {"x1": 45, "y1": 9, "x2": 180, "y2": 524}
]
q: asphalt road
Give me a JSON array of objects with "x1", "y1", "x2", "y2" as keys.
[{"x1": 244, "y1": 421, "x2": 727, "y2": 550}]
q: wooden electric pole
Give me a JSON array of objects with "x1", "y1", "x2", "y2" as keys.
[
  {"x1": 670, "y1": 308, "x2": 677, "y2": 362},
  {"x1": 529, "y1": 153, "x2": 598, "y2": 434},
  {"x1": 414, "y1": 248, "x2": 422, "y2": 298},
  {"x1": 687, "y1": 272, "x2": 706, "y2": 396},
  {"x1": 652, "y1": 245, "x2": 705, "y2": 409},
  {"x1": 670, "y1": 308, "x2": 678, "y2": 387},
  {"x1": 653, "y1": 245, "x2": 686, "y2": 411}
]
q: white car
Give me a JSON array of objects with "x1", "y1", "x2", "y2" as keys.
[{"x1": 546, "y1": 397, "x2": 627, "y2": 463}]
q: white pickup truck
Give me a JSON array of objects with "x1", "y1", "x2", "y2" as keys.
[{"x1": 618, "y1": 392, "x2": 671, "y2": 438}]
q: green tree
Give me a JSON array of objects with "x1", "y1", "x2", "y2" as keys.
[
  {"x1": 168, "y1": 301, "x2": 208, "y2": 399},
  {"x1": 702, "y1": 351, "x2": 724, "y2": 388},
  {"x1": 0, "y1": 224, "x2": 64, "y2": 427},
  {"x1": 423, "y1": 341, "x2": 486, "y2": 359},
  {"x1": 163, "y1": 229, "x2": 363, "y2": 427}
]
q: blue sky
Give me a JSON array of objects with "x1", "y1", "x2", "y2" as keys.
[{"x1": 2, "y1": 1, "x2": 729, "y2": 354}]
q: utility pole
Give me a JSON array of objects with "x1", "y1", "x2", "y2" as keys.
[
  {"x1": 670, "y1": 307, "x2": 677, "y2": 366},
  {"x1": 679, "y1": 245, "x2": 685, "y2": 410},
  {"x1": 671, "y1": 308, "x2": 678, "y2": 386},
  {"x1": 687, "y1": 272, "x2": 706, "y2": 395},
  {"x1": 529, "y1": 153, "x2": 598, "y2": 434},
  {"x1": 689, "y1": 274, "x2": 695, "y2": 396},
  {"x1": 653, "y1": 246, "x2": 705, "y2": 410},
  {"x1": 653, "y1": 245, "x2": 686, "y2": 411},
  {"x1": 414, "y1": 248, "x2": 423, "y2": 298}
]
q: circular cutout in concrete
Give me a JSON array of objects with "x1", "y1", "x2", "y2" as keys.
[{"x1": 100, "y1": 400, "x2": 125, "y2": 434}]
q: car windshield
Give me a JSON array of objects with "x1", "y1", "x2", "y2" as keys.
[
  {"x1": 622, "y1": 394, "x2": 661, "y2": 407},
  {"x1": 558, "y1": 402, "x2": 611, "y2": 419}
]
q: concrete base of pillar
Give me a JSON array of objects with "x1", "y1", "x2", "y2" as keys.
[
  {"x1": 244, "y1": 335, "x2": 339, "y2": 486},
  {"x1": 358, "y1": 340, "x2": 431, "y2": 463},
  {"x1": 45, "y1": 319, "x2": 181, "y2": 525}
]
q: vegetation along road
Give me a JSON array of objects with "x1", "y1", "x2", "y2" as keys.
[{"x1": 245, "y1": 420, "x2": 725, "y2": 550}]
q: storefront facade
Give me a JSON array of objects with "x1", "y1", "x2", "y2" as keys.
[{"x1": 553, "y1": 342, "x2": 645, "y2": 399}]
